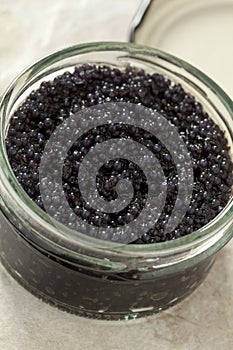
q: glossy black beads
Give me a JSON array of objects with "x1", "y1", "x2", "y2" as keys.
[{"x1": 6, "y1": 64, "x2": 233, "y2": 244}]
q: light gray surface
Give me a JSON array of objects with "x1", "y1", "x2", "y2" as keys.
[
  {"x1": 0, "y1": 1, "x2": 233, "y2": 349},
  {"x1": 1, "y1": 242, "x2": 233, "y2": 350}
]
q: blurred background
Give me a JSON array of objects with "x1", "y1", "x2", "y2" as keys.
[
  {"x1": 0, "y1": 0, "x2": 140, "y2": 92},
  {"x1": 132, "y1": 0, "x2": 233, "y2": 98}
]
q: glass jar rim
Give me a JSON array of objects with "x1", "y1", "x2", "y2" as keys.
[{"x1": 0, "y1": 41, "x2": 233, "y2": 262}]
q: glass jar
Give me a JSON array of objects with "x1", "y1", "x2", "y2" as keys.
[{"x1": 0, "y1": 42, "x2": 233, "y2": 321}]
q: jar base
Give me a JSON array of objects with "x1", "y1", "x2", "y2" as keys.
[{"x1": 0, "y1": 256, "x2": 210, "y2": 321}]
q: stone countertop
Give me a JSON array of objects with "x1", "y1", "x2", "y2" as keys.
[{"x1": 0, "y1": 1, "x2": 233, "y2": 349}]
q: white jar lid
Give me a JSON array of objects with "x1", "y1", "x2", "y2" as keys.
[{"x1": 130, "y1": 0, "x2": 233, "y2": 98}]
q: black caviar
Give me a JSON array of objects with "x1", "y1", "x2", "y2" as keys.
[{"x1": 6, "y1": 64, "x2": 233, "y2": 243}]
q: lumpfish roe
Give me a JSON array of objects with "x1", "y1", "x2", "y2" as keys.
[{"x1": 6, "y1": 64, "x2": 233, "y2": 243}]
